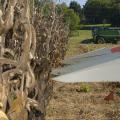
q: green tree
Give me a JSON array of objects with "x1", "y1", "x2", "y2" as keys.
[
  {"x1": 69, "y1": 1, "x2": 82, "y2": 17},
  {"x1": 110, "y1": 3, "x2": 120, "y2": 26},
  {"x1": 56, "y1": 4, "x2": 80, "y2": 30},
  {"x1": 84, "y1": 0, "x2": 112, "y2": 24},
  {"x1": 64, "y1": 8, "x2": 80, "y2": 30}
]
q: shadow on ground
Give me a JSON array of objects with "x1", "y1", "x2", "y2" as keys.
[{"x1": 80, "y1": 39, "x2": 94, "y2": 44}]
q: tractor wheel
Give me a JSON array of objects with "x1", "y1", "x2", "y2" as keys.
[{"x1": 96, "y1": 37, "x2": 106, "y2": 44}]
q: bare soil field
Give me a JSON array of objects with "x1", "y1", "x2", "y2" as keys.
[{"x1": 46, "y1": 83, "x2": 120, "y2": 120}]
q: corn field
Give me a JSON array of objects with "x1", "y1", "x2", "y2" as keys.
[{"x1": 0, "y1": 0, "x2": 69, "y2": 119}]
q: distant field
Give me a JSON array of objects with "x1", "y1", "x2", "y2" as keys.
[
  {"x1": 70, "y1": 30, "x2": 92, "y2": 38},
  {"x1": 66, "y1": 30, "x2": 92, "y2": 57},
  {"x1": 66, "y1": 30, "x2": 118, "y2": 57},
  {"x1": 81, "y1": 24, "x2": 111, "y2": 27},
  {"x1": 80, "y1": 24, "x2": 111, "y2": 30}
]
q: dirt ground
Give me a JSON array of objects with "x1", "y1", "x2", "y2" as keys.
[
  {"x1": 46, "y1": 34, "x2": 120, "y2": 120},
  {"x1": 46, "y1": 82, "x2": 120, "y2": 120}
]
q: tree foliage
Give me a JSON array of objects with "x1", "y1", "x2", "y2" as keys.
[
  {"x1": 57, "y1": 3, "x2": 80, "y2": 30},
  {"x1": 84, "y1": 0, "x2": 120, "y2": 26},
  {"x1": 84, "y1": 0, "x2": 112, "y2": 24},
  {"x1": 110, "y1": 4, "x2": 120, "y2": 26},
  {"x1": 64, "y1": 8, "x2": 80, "y2": 30},
  {"x1": 69, "y1": 1, "x2": 82, "y2": 17}
]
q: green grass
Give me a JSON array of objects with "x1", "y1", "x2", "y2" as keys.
[
  {"x1": 82, "y1": 24, "x2": 111, "y2": 27},
  {"x1": 66, "y1": 30, "x2": 117, "y2": 57},
  {"x1": 66, "y1": 30, "x2": 92, "y2": 57},
  {"x1": 80, "y1": 24, "x2": 111, "y2": 30},
  {"x1": 70, "y1": 30, "x2": 92, "y2": 37}
]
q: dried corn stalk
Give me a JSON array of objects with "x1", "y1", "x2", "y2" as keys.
[{"x1": 0, "y1": 0, "x2": 69, "y2": 120}]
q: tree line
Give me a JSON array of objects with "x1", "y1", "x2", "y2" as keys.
[
  {"x1": 58, "y1": 0, "x2": 120, "y2": 30},
  {"x1": 84, "y1": 0, "x2": 120, "y2": 26}
]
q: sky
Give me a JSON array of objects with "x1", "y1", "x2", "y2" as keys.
[{"x1": 55, "y1": 0, "x2": 87, "y2": 7}]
